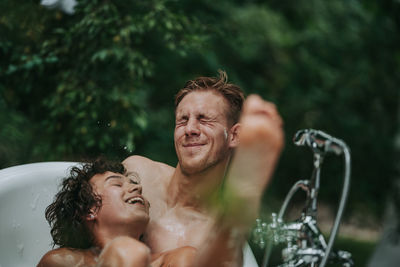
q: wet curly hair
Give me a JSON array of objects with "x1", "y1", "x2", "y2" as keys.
[{"x1": 45, "y1": 157, "x2": 125, "y2": 249}]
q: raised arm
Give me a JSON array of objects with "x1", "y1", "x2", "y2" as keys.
[
  {"x1": 225, "y1": 95, "x2": 283, "y2": 224},
  {"x1": 194, "y1": 95, "x2": 284, "y2": 267}
]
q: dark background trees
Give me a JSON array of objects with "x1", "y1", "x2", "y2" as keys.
[{"x1": 1, "y1": 0, "x2": 399, "y2": 263}]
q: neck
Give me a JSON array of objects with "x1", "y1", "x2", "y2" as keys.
[
  {"x1": 92, "y1": 222, "x2": 144, "y2": 249},
  {"x1": 167, "y1": 157, "x2": 231, "y2": 210}
]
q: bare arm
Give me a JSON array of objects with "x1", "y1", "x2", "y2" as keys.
[
  {"x1": 195, "y1": 95, "x2": 284, "y2": 266},
  {"x1": 38, "y1": 237, "x2": 151, "y2": 267},
  {"x1": 122, "y1": 155, "x2": 174, "y2": 200},
  {"x1": 37, "y1": 248, "x2": 94, "y2": 267},
  {"x1": 151, "y1": 246, "x2": 197, "y2": 267},
  {"x1": 122, "y1": 155, "x2": 174, "y2": 182},
  {"x1": 224, "y1": 95, "x2": 284, "y2": 225}
]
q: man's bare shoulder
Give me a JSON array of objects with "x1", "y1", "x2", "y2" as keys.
[
  {"x1": 123, "y1": 155, "x2": 175, "y2": 181},
  {"x1": 37, "y1": 248, "x2": 94, "y2": 267}
]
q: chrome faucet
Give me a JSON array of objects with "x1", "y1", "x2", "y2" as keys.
[{"x1": 253, "y1": 129, "x2": 353, "y2": 267}]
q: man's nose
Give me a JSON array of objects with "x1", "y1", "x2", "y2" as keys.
[
  {"x1": 185, "y1": 118, "x2": 200, "y2": 136},
  {"x1": 127, "y1": 183, "x2": 142, "y2": 194}
]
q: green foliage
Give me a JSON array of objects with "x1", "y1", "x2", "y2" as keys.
[
  {"x1": 1, "y1": 0, "x2": 206, "y2": 163},
  {"x1": 1, "y1": 0, "x2": 399, "y2": 221},
  {"x1": 186, "y1": 0, "x2": 400, "y2": 218}
]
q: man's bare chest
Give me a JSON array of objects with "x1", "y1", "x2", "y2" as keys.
[{"x1": 145, "y1": 207, "x2": 214, "y2": 253}]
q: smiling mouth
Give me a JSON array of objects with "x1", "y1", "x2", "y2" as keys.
[
  {"x1": 183, "y1": 143, "x2": 205, "y2": 147},
  {"x1": 126, "y1": 197, "x2": 145, "y2": 205}
]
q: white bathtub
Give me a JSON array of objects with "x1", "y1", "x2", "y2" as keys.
[
  {"x1": 0, "y1": 162, "x2": 258, "y2": 267},
  {"x1": 0, "y1": 162, "x2": 75, "y2": 267}
]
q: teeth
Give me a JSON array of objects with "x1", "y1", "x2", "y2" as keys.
[{"x1": 127, "y1": 197, "x2": 144, "y2": 205}]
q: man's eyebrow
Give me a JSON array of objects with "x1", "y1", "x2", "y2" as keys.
[
  {"x1": 126, "y1": 171, "x2": 140, "y2": 178},
  {"x1": 105, "y1": 175, "x2": 123, "y2": 181},
  {"x1": 126, "y1": 171, "x2": 141, "y2": 183}
]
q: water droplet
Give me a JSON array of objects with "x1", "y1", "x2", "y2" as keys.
[
  {"x1": 30, "y1": 194, "x2": 40, "y2": 211},
  {"x1": 107, "y1": 123, "x2": 111, "y2": 127},
  {"x1": 123, "y1": 146, "x2": 127, "y2": 150},
  {"x1": 97, "y1": 121, "x2": 100, "y2": 125},
  {"x1": 11, "y1": 220, "x2": 21, "y2": 230},
  {"x1": 17, "y1": 243, "x2": 24, "y2": 257}
]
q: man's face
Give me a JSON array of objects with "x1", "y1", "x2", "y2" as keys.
[
  {"x1": 89, "y1": 171, "x2": 150, "y2": 228},
  {"x1": 174, "y1": 90, "x2": 234, "y2": 175}
]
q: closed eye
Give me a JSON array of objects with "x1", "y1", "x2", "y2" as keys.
[
  {"x1": 126, "y1": 172, "x2": 141, "y2": 185},
  {"x1": 176, "y1": 116, "x2": 188, "y2": 125},
  {"x1": 129, "y1": 179, "x2": 139, "y2": 185},
  {"x1": 198, "y1": 115, "x2": 214, "y2": 124}
]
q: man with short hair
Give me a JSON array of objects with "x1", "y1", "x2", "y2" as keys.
[{"x1": 124, "y1": 70, "x2": 284, "y2": 265}]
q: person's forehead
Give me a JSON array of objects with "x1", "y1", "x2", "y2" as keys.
[
  {"x1": 90, "y1": 171, "x2": 123, "y2": 185},
  {"x1": 177, "y1": 90, "x2": 229, "y2": 114}
]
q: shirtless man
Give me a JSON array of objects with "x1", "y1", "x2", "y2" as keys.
[
  {"x1": 38, "y1": 158, "x2": 196, "y2": 267},
  {"x1": 39, "y1": 71, "x2": 283, "y2": 266},
  {"x1": 123, "y1": 71, "x2": 284, "y2": 265},
  {"x1": 37, "y1": 149, "x2": 277, "y2": 266}
]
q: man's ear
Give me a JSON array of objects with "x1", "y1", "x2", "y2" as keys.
[{"x1": 228, "y1": 123, "x2": 240, "y2": 148}]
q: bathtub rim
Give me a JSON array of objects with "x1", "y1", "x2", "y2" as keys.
[{"x1": 0, "y1": 161, "x2": 78, "y2": 194}]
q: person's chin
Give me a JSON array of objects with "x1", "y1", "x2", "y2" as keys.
[
  {"x1": 180, "y1": 161, "x2": 205, "y2": 175},
  {"x1": 180, "y1": 145, "x2": 206, "y2": 157},
  {"x1": 129, "y1": 210, "x2": 150, "y2": 223}
]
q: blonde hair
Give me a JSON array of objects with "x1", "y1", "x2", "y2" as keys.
[{"x1": 175, "y1": 70, "x2": 245, "y2": 125}]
